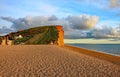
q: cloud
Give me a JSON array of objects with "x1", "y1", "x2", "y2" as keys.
[
  {"x1": 0, "y1": 16, "x2": 28, "y2": 31},
  {"x1": 65, "y1": 25, "x2": 120, "y2": 38},
  {"x1": 64, "y1": 30, "x2": 88, "y2": 39},
  {"x1": 75, "y1": 0, "x2": 120, "y2": 9},
  {"x1": 93, "y1": 0, "x2": 120, "y2": 8},
  {"x1": 0, "y1": 14, "x2": 98, "y2": 31},
  {"x1": 1, "y1": 15, "x2": 120, "y2": 38},
  {"x1": 48, "y1": 15, "x2": 58, "y2": 21},
  {"x1": 0, "y1": 26, "x2": 13, "y2": 35},
  {"x1": 0, "y1": 14, "x2": 99, "y2": 37},
  {"x1": 0, "y1": 16, "x2": 15, "y2": 22},
  {"x1": 91, "y1": 25, "x2": 120, "y2": 38},
  {"x1": 66, "y1": 14, "x2": 99, "y2": 30},
  {"x1": 0, "y1": 15, "x2": 59, "y2": 31},
  {"x1": 110, "y1": 0, "x2": 120, "y2": 8}
]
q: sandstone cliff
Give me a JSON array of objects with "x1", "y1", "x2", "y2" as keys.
[
  {"x1": 56, "y1": 26, "x2": 64, "y2": 46},
  {"x1": 0, "y1": 26, "x2": 64, "y2": 46}
]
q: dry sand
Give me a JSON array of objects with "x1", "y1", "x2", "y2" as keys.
[{"x1": 0, "y1": 45, "x2": 120, "y2": 77}]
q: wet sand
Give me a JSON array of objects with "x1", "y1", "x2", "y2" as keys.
[{"x1": 0, "y1": 45, "x2": 120, "y2": 77}]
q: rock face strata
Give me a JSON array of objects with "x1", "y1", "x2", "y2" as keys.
[
  {"x1": 0, "y1": 25, "x2": 64, "y2": 46},
  {"x1": 56, "y1": 26, "x2": 64, "y2": 46}
]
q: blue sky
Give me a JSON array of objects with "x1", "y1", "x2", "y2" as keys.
[
  {"x1": 0, "y1": 0, "x2": 120, "y2": 27},
  {"x1": 0, "y1": 0, "x2": 120, "y2": 37}
]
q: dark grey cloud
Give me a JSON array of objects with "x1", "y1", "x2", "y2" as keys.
[
  {"x1": 0, "y1": 16, "x2": 28, "y2": 31},
  {"x1": 0, "y1": 16, "x2": 59, "y2": 32},
  {"x1": 64, "y1": 30, "x2": 88, "y2": 39},
  {"x1": 0, "y1": 17, "x2": 15, "y2": 22},
  {"x1": 0, "y1": 15, "x2": 99, "y2": 37},
  {"x1": 0, "y1": 26, "x2": 13, "y2": 35},
  {"x1": 48, "y1": 15, "x2": 58, "y2": 21},
  {"x1": 91, "y1": 25, "x2": 120, "y2": 38},
  {"x1": 65, "y1": 25, "x2": 120, "y2": 38},
  {"x1": 1, "y1": 15, "x2": 120, "y2": 38},
  {"x1": 0, "y1": 14, "x2": 98, "y2": 31},
  {"x1": 2, "y1": 15, "x2": 120, "y2": 38}
]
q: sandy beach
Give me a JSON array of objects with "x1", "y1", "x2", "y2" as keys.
[
  {"x1": 0, "y1": 45, "x2": 120, "y2": 77},
  {"x1": 65, "y1": 45, "x2": 120, "y2": 66}
]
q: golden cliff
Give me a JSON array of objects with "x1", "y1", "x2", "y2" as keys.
[{"x1": 56, "y1": 26, "x2": 64, "y2": 46}]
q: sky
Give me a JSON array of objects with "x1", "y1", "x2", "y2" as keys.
[{"x1": 0, "y1": 0, "x2": 120, "y2": 38}]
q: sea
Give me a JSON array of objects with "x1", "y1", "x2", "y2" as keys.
[{"x1": 68, "y1": 44, "x2": 120, "y2": 56}]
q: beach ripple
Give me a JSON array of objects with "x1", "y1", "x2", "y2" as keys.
[{"x1": 0, "y1": 45, "x2": 119, "y2": 77}]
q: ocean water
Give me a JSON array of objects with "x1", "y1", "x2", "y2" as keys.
[{"x1": 68, "y1": 44, "x2": 120, "y2": 56}]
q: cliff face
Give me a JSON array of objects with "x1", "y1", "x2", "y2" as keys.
[
  {"x1": 0, "y1": 26, "x2": 64, "y2": 46},
  {"x1": 56, "y1": 26, "x2": 64, "y2": 46}
]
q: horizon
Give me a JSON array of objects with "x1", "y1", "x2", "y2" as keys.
[{"x1": 0, "y1": 0, "x2": 120, "y2": 43}]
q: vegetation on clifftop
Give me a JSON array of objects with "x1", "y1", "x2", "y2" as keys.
[
  {"x1": 35, "y1": 26, "x2": 59, "y2": 44},
  {"x1": 10, "y1": 26, "x2": 59, "y2": 45}
]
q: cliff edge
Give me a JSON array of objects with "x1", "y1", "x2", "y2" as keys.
[{"x1": 56, "y1": 26, "x2": 64, "y2": 46}]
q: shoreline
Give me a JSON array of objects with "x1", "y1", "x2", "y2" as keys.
[
  {"x1": 67, "y1": 44, "x2": 120, "y2": 57},
  {"x1": 65, "y1": 43, "x2": 120, "y2": 45},
  {"x1": 64, "y1": 45, "x2": 120, "y2": 66}
]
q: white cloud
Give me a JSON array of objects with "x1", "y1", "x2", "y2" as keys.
[
  {"x1": 0, "y1": 14, "x2": 98, "y2": 31},
  {"x1": 1, "y1": 15, "x2": 120, "y2": 38},
  {"x1": 0, "y1": 14, "x2": 103, "y2": 38},
  {"x1": 66, "y1": 14, "x2": 99, "y2": 30},
  {"x1": 110, "y1": 0, "x2": 120, "y2": 8}
]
